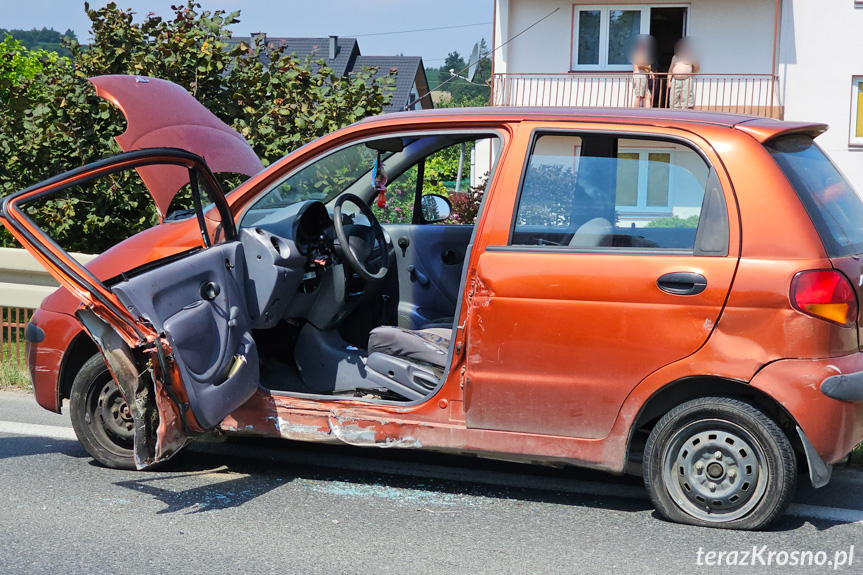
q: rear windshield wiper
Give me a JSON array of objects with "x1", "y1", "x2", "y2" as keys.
[{"x1": 163, "y1": 208, "x2": 196, "y2": 222}]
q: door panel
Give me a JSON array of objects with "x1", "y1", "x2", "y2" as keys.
[
  {"x1": 463, "y1": 128, "x2": 738, "y2": 440},
  {"x1": 464, "y1": 250, "x2": 736, "y2": 439},
  {"x1": 111, "y1": 242, "x2": 259, "y2": 429},
  {"x1": 385, "y1": 223, "x2": 473, "y2": 328}
]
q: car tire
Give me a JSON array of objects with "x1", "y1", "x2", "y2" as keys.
[
  {"x1": 69, "y1": 353, "x2": 137, "y2": 470},
  {"x1": 643, "y1": 396, "x2": 796, "y2": 530}
]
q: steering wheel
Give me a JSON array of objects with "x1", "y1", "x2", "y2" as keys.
[{"x1": 333, "y1": 193, "x2": 390, "y2": 282}]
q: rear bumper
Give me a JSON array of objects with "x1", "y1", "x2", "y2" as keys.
[{"x1": 749, "y1": 354, "x2": 863, "y2": 466}]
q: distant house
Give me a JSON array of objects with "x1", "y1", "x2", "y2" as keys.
[
  {"x1": 489, "y1": 1, "x2": 863, "y2": 198},
  {"x1": 229, "y1": 34, "x2": 433, "y2": 113}
]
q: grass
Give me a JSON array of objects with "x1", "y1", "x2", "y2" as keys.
[
  {"x1": 0, "y1": 344, "x2": 31, "y2": 391},
  {"x1": 851, "y1": 443, "x2": 863, "y2": 467}
]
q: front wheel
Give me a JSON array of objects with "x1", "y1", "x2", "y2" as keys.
[
  {"x1": 69, "y1": 353, "x2": 137, "y2": 470},
  {"x1": 643, "y1": 397, "x2": 796, "y2": 530}
]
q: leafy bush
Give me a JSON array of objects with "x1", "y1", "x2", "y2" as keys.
[
  {"x1": 449, "y1": 177, "x2": 487, "y2": 225},
  {"x1": 0, "y1": 2, "x2": 395, "y2": 252},
  {"x1": 646, "y1": 215, "x2": 700, "y2": 229}
]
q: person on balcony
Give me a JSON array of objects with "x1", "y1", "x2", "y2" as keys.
[
  {"x1": 669, "y1": 37, "x2": 699, "y2": 109},
  {"x1": 629, "y1": 35, "x2": 656, "y2": 108}
]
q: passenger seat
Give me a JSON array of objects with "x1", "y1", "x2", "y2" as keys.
[{"x1": 363, "y1": 326, "x2": 452, "y2": 400}]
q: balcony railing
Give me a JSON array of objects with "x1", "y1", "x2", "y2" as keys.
[{"x1": 491, "y1": 73, "x2": 782, "y2": 119}]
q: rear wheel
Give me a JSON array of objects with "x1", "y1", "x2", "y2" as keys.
[
  {"x1": 69, "y1": 353, "x2": 137, "y2": 470},
  {"x1": 643, "y1": 397, "x2": 796, "y2": 530}
]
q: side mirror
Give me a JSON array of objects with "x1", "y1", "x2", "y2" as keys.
[{"x1": 421, "y1": 194, "x2": 452, "y2": 223}]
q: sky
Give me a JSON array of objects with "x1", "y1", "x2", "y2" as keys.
[{"x1": 0, "y1": 0, "x2": 493, "y2": 65}]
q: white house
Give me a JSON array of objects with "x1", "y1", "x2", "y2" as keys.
[{"x1": 489, "y1": 0, "x2": 863, "y2": 193}]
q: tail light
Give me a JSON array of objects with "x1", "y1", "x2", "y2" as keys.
[{"x1": 791, "y1": 270, "x2": 858, "y2": 327}]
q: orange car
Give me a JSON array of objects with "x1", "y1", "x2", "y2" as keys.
[{"x1": 4, "y1": 75, "x2": 863, "y2": 531}]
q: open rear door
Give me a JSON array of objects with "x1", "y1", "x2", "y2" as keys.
[{"x1": 0, "y1": 149, "x2": 259, "y2": 469}]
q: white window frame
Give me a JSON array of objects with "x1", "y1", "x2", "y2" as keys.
[
  {"x1": 850, "y1": 75, "x2": 863, "y2": 146},
  {"x1": 570, "y1": 4, "x2": 690, "y2": 71},
  {"x1": 616, "y1": 147, "x2": 676, "y2": 212}
]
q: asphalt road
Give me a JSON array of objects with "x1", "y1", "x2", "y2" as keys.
[{"x1": 1, "y1": 390, "x2": 862, "y2": 575}]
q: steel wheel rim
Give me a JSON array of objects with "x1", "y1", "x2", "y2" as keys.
[
  {"x1": 661, "y1": 418, "x2": 768, "y2": 522},
  {"x1": 83, "y1": 370, "x2": 134, "y2": 456}
]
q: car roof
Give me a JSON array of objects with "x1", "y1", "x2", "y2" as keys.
[{"x1": 359, "y1": 107, "x2": 828, "y2": 143}]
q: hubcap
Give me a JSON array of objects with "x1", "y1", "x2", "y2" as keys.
[{"x1": 662, "y1": 419, "x2": 768, "y2": 522}]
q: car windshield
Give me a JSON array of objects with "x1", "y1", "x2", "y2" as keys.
[
  {"x1": 246, "y1": 143, "x2": 386, "y2": 212},
  {"x1": 765, "y1": 134, "x2": 863, "y2": 258}
]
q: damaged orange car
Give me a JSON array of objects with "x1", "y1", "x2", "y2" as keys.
[{"x1": 4, "y1": 75, "x2": 863, "y2": 531}]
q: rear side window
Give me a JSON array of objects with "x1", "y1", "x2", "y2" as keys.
[
  {"x1": 766, "y1": 135, "x2": 863, "y2": 257},
  {"x1": 510, "y1": 133, "x2": 726, "y2": 253}
]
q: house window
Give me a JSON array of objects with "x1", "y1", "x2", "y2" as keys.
[
  {"x1": 615, "y1": 148, "x2": 674, "y2": 210},
  {"x1": 571, "y1": 5, "x2": 689, "y2": 71},
  {"x1": 851, "y1": 76, "x2": 863, "y2": 146},
  {"x1": 573, "y1": 6, "x2": 649, "y2": 70}
]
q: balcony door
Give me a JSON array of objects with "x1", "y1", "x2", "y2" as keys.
[{"x1": 650, "y1": 7, "x2": 688, "y2": 107}]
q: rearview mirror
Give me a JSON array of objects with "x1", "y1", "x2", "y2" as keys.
[
  {"x1": 421, "y1": 194, "x2": 452, "y2": 223},
  {"x1": 365, "y1": 137, "x2": 404, "y2": 153}
]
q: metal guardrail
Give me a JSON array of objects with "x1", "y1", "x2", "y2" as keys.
[
  {"x1": 491, "y1": 72, "x2": 782, "y2": 119},
  {"x1": 0, "y1": 247, "x2": 95, "y2": 309}
]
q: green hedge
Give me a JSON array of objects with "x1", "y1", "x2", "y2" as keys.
[{"x1": 0, "y1": 2, "x2": 395, "y2": 253}]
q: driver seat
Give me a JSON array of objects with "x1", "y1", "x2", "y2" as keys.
[{"x1": 364, "y1": 326, "x2": 452, "y2": 400}]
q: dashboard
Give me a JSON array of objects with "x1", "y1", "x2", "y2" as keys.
[{"x1": 237, "y1": 200, "x2": 374, "y2": 331}]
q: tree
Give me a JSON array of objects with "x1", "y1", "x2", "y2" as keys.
[
  {"x1": 443, "y1": 51, "x2": 465, "y2": 73},
  {"x1": 0, "y1": 27, "x2": 77, "y2": 58},
  {"x1": 0, "y1": 2, "x2": 396, "y2": 252},
  {"x1": 425, "y1": 39, "x2": 492, "y2": 105}
]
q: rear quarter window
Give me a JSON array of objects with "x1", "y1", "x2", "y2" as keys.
[{"x1": 765, "y1": 135, "x2": 863, "y2": 257}]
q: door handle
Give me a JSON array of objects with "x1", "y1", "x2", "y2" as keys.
[{"x1": 657, "y1": 272, "x2": 707, "y2": 296}]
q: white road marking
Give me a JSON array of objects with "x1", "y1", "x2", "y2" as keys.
[
  {"x1": 0, "y1": 420, "x2": 77, "y2": 441},
  {"x1": 0, "y1": 418, "x2": 861, "y2": 526}
]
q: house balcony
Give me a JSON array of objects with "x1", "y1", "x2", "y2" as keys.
[{"x1": 491, "y1": 73, "x2": 782, "y2": 120}]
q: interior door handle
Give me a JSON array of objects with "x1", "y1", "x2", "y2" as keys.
[{"x1": 657, "y1": 272, "x2": 707, "y2": 296}]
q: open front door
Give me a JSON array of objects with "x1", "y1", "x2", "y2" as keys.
[{"x1": 0, "y1": 149, "x2": 259, "y2": 469}]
